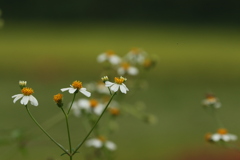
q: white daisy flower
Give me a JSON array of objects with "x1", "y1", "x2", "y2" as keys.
[
  {"x1": 105, "y1": 77, "x2": 129, "y2": 94},
  {"x1": 202, "y1": 94, "x2": 221, "y2": 108},
  {"x1": 61, "y1": 80, "x2": 91, "y2": 97},
  {"x1": 86, "y1": 136, "x2": 117, "y2": 151},
  {"x1": 208, "y1": 128, "x2": 237, "y2": 142},
  {"x1": 125, "y1": 48, "x2": 146, "y2": 64},
  {"x1": 117, "y1": 62, "x2": 139, "y2": 76},
  {"x1": 97, "y1": 50, "x2": 121, "y2": 65},
  {"x1": 78, "y1": 98, "x2": 104, "y2": 115},
  {"x1": 12, "y1": 87, "x2": 38, "y2": 106}
]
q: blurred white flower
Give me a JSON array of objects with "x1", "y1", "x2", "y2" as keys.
[
  {"x1": 202, "y1": 94, "x2": 221, "y2": 108},
  {"x1": 207, "y1": 128, "x2": 237, "y2": 142},
  {"x1": 78, "y1": 98, "x2": 104, "y2": 115},
  {"x1": 86, "y1": 136, "x2": 117, "y2": 151},
  {"x1": 61, "y1": 80, "x2": 91, "y2": 97},
  {"x1": 117, "y1": 62, "x2": 138, "y2": 76},
  {"x1": 97, "y1": 50, "x2": 121, "y2": 65},
  {"x1": 12, "y1": 87, "x2": 38, "y2": 106},
  {"x1": 125, "y1": 48, "x2": 146, "y2": 64},
  {"x1": 105, "y1": 77, "x2": 129, "y2": 94}
]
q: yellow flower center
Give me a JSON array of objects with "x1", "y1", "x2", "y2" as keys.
[
  {"x1": 206, "y1": 95, "x2": 216, "y2": 103},
  {"x1": 121, "y1": 62, "x2": 130, "y2": 70},
  {"x1": 21, "y1": 87, "x2": 34, "y2": 96},
  {"x1": 90, "y1": 99, "x2": 98, "y2": 108},
  {"x1": 109, "y1": 107, "x2": 120, "y2": 116},
  {"x1": 72, "y1": 81, "x2": 82, "y2": 89},
  {"x1": 98, "y1": 136, "x2": 106, "y2": 142},
  {"x1": 114, "y1": 77, "x2": 125, "y2": 84},
  {"x1": 217, "y1": 128, "x2": 228, "y2": 135},
  {"x1": 106, "y1": 50, "x2": 115, "y2": 57},
  {"x1": 53, "y1": 93, "x2": 63, "y2": 103}
]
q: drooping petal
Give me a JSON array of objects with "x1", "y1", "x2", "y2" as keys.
[
  {"x1": 105, "y1": 141, "x2": 117, "y2": 151},
  {"x1": 128, "y1": 66, "x2": 139, "y2": 75},
  {"x1": 119, "y1": 85, "x2": 128, "y2": 94},
  {"x1": 80, "y1": 88, "x2": 91, "y2": 97},
  {"x1": 29, "y1": 95, "x2": 38, "y2": 106},
  {"x1": 121, "y1": 83, "x2": 129, "y2": 91},
  {"x1": 21, "y1": 96, "x2": 30, "y2": 105},
  {"x1": 12, "y1": 94, "x2": 24, "y2": 103},
  {"x1": 105, "y1": 81, "x2": 114, "y2": 87},
  {"x1": 61, "y1": 88, "x2": 71, "y2": 92},
  {"x1": 110, "y1": 84, "x2": 120, "y2": 92},
  {"x1": 86, "y1": 139, "x2": 102, "y2": 148},
  {"x1": 68, "y1": 88, "x2": 77, "y2": 94}
]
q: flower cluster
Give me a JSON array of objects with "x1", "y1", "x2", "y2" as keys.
[
  {"x1": 97, "y1": 48, "x2": 156, "y2": 76},
  {"x1": 205, "y1": 128, "x2": 237, "y2": 142}
]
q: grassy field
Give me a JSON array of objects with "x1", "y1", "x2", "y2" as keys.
[{"x1": 1, "y1": 21, "x2": 240, "y2": 160}]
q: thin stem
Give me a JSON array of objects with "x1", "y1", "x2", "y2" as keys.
[
  {"x1": 25, "y1": 105, "x2": 69, "y2": 156},
  {"x1": 72, "y1": 92, "x2": 117, "y2": 156},
  {"x1": 67, "y1": 92, "x2": 77, "y2": 115},
  {"x1": 61, "y1": 108, "x2": 73, "y2": 158}
]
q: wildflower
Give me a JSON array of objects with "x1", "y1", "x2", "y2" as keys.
[
  {"x1": 97, "y1": 50, "x2": 121, "y2": 65},
  {"x1": 101, "y1": 76, "x2": 109, "y2": 83},
  {"x1": 209, "y1": 128, "x2": 237, "y2": 142},
  {"x1": 125, "y1": 48, "x2": 146, "y2": 64},
  {"x1": 53, "y1": 93, "x2": 63, "y2": 107},
  {"x1": 61, "y1": 80, "x2": 91, "y2": 97},
  {"x1": 78, "y1": 98, "x2": 104, "y2": 115},
  {"x1": 202, "y1": 94, "x2": 221, "y2": 108},
  {"x1": 12, "y1": 87, "x2": 38, "y2": 106},
  {"x1": 117, "y1": 62, "x2": 139, "y2": 76},
  {"x1": 86, "y1": 136, "x2": 117, "y2": 151},
  {"x1": 105, "y1": 77, "x2": 129, "y2": 94}
]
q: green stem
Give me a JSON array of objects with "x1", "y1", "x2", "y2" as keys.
[
  {"x1": 72, "y1": 92, "x2": 116, "y2": 156},
  {"x1": 61, "y1": 108, "x2": 73, "y2": 159},
  {"x1": 67, "y1": 92, "x2": 77, "y2": 115},
  {"x1": 25, "y1": 105, "x2": 69, "y2": 156}
]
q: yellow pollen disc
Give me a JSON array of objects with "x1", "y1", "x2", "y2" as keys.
[
  {"x1": 89, "y1": 99, "x2": 98, "y2": 108},
  {"x1": 21, "y1": 87, "x2": 34, "y2": 96},
  {"x1": 106, "y1": 50, "x2": 115, "y2": 56},
  {"x1": 121, "y1": 62, "x2": 130, "y2": 70},
  {"x1": 109, "y1": 108, "x2": 120, "y2": 116},
  {"x1": 53, "y1": 93, "x2": 63, "y2": 103},
  {"x1": 72, "y1": 81, "x2": 82, "y2": 89},
  {"x1": 114, "y1": 77, "x2": 124, "y2": 84},
  {"x1": 98, "y1": 136, "x2": 106, "y2": 142},
  {"x1": 217, "y1": 128, "x2": 228, "y2": 135}
]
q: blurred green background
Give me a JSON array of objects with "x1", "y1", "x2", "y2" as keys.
[{"x1": 1, "y1": 0, "x2": 240, "y2": 160}]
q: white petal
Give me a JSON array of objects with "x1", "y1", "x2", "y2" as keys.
[
  {"x1": 69, "y1": 88, "x2": 77, "y2": 94},
  {"x1": 105, "y1": 141, "x2": 117, "y2": 151},
  {"x1": 29, "y1": 95, "x2": 38, "y2": 106},
  {"x1": 71, "y1": 102, "x2": 81, "y2": 117},
  {"x1": 230, "y1": 134, "x2": 238, "y2": 141},
  {"x1": 80, "y1": 88, "x2": 91, "y2": 97},
  {"x1": 222, "y1": 135, "x2": 230, "y2": 142},
  {"x1": 119, "y1": 85, "x2": 128, "y2": 94},
  {"x1": 21, "y1": 96, "x2": 30, "y2": 105},
  {"x1": 109, "y1": 55, "x2": 121, "y2": 65},
  {"x1": 61, "y1": 88, "x2": 70, "y2": 92},
  {"x1": 86, "y1": 139, "x2": 102, "y2": 148},
  {"x1": 94, "y1": 104, "x2": 104, "y2": 115},
  {"x1": 97, "y1": 54, "x2": 107, "y2": 62},
  {"x1": 12, "y1": 94, "x2": 24, "y2": 103},
  {"x1": 105, "y1": 81, "x2": 114, "y2": 87},
  {"x1": 211, "y1": 134, "x2": 221, "y2": 142},
  {"x1": 117, "y1": 67, "x2": 125, "y2": 75},
  {"x1": 110, "y1": 84, "x2": 120, "y2": 92},
  {"x1": 128, "y1": 67, "x2": 139, "y2": 75}
]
